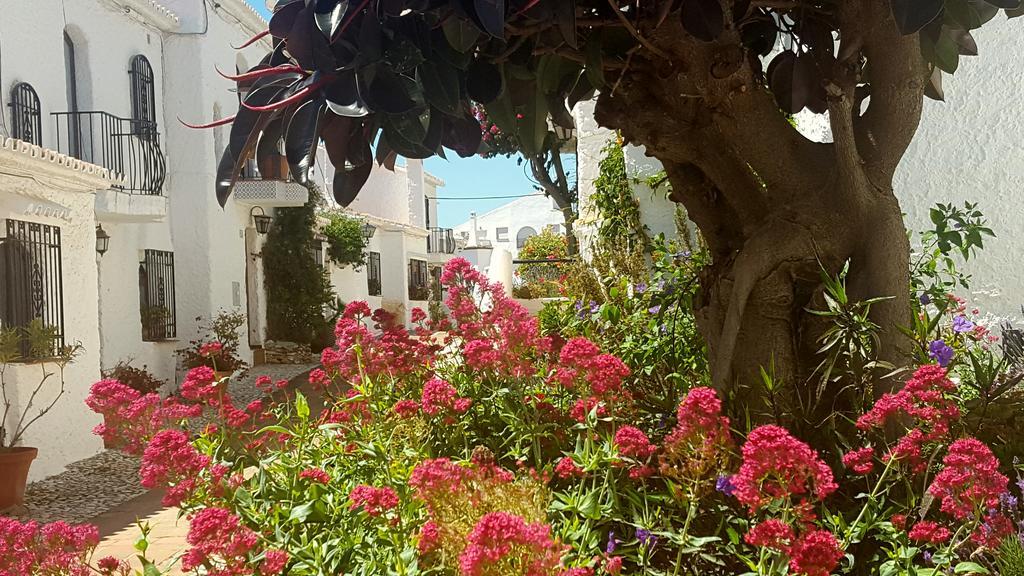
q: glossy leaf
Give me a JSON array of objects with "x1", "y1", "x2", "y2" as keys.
[
  {"x1": 982, "y1": 0, "x2": 1020, "y2": 8},
  {"x1": 924, "y1": 67, "x2": 945, "y2": 101},
  {"x1": 767, "y1": 51, "x2": 804, "y2": 113},
  {"x1": 313, "y1": 0, "x2": 347, "y2": 40},
  {"x1": 283, "y1": 98, "x2": 326, "y2": 184},
  {"x1": 443, "y1": 17, "x2": 482, "y2": 53},
  {"x1": 890, "y1": 0, "x2": 944, "y2": 34},
  {"x1": 681, "y1": 0, "x2": 725, "y2": 42},
  {"x1": 332, "y1": 138, "x2": 373, "y2": 207},
  {"x1": 555, "y1": 0, "x2": 577, "y2": 49},
  {"x1": 364, "y1": 67, "x2": 419, "y2": 114},
  {"x1": 216, "y1": 83, "x2": 293, "y2": 206},
  {"x1": 442, "y1": 112, "x2": 483, "y2": 157},
  {"x1": 269, "y1": 0, "x2": 304, "y2": 38},
  {"x1": 921, "y1": 25, "x2": 960, "y2": 73},
  {"x1": 473, "y1": 0, "x2": 506, "y2": 38},
  {"x1": 323, "y1": 71, "x2": 370, "y2": 117},
  {"x1": 466, "y1": 60, "x2": 504, "y2": 103},
  {"x1": 418, "y1": 60, "x2": 462, "y2": 116}
]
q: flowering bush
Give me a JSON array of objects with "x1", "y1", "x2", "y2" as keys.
[
  {"x1": 82, "y1": 258, "x2": 1022, "y2": 575},
  {"x1": 512, "y1": 228, "x2": 569, "y2": 299},
  {"x1": 176, "y1": 310, "x2": 248, "y2": 373}
]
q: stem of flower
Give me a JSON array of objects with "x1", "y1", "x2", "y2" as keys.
[
  {"x1": 671, "y1": 500, "x2": 698, "y2": 576},
  {"x1": 842, "y1": 454, "x2": 898, "y2": 548}
]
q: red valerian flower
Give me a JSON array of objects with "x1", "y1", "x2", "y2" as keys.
[
  {"x1": 140, "y1": 429, "x2": 211, "y2": 506},
  {"x1": 393, "y1": 399, "x2": 421, "y2": 418},
  {"x1": 856, "y1": 364, "x2": 960, "y2": 473},
  {"x1": 421, "y1": 377, "x2": 458, "y2": 415},
  {"x1": 349, "y1": 485, "x2": 400, "y2": 517},
  {"x1": 199, "y1": 341, "x2": 223, "y2": 357},
  {"x1": 732, "y1": 425, "x2": 837, "y2": 512},
  {"x1": 841, "y1": 447, "x2": 875, "y2": 475},
  {"x1": 458, "y1": 512, "x2": 565, "y2": 576},
  {"x1": 298, "y1": 468, "x2": 331, "y2": 485},
  {"x1": 927, "y1": 437, "x2": 1008, "y2": 520},
  {"x1": 604, "y1": 555, "x2": 623, "y2": 575},
  {"x1": 0, "y1": 518, "x2": 99, "y2": 576},
  {"x1": 182, "y1": 507, "x2": 259, "y2": 574},
  {"x1": 787, "y1": 529, "x2": 843, "y2": 576},
  {"x1": 907, "y1": 521, "x2": 952, "y2": 544},
  {"x1": 614, "y1": 426, "x2": 656, "y2": 459},
  {"x1": 418, "y1": 521, "x2": 441, "y2": 554},
  {"x1": 659, "y1": 387, "x2": 733, "y2": 489},
  {"x1": 260, "y1": 549, "x2": 289, "y2": 575},
  {"x1": 744, "y1": 519, "x2": 795, "y2": 551},
  {"x1": 411, "y1": 307, "x2": 428, "y2": 323},
  {"x1": 555, "y1": 456, "x2": 585, "y2": 479}
]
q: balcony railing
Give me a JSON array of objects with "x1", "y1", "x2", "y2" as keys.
[
  {"x1": 428, "y1": 227, "x2": 456, "y2": 254},
  {"x1": 52, "y1": 111, "x2": 166, "y2": 195}
]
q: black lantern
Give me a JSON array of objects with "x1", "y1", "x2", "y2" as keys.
[
  {"x1": 250, "y1": 206, "x2": 272, "y2": 235},
  {"x1": 361, "y1": 222, "x2": 377, "y2": 240},
  {"x1": 95, "y1": 224, "x2": 110, "y2": 256}
]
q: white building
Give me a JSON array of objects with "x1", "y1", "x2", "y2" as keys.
[
  {"x1": 452, "y1": 194, "x2": 566, "y2": 259},
  {"x1": 0, "y1": 0, "x2": 451, "y2": 481},
  {"x1": 573, "y1": 16, "x2": 1024, "y2": 324}
]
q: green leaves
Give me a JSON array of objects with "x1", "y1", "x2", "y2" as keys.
[{"x1": 891, "y1": 0, "x2": 944, "y2": 34}]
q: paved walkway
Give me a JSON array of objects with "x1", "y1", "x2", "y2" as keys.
[{"x1": 83, "y1": 363, "x2": 317, "y2": 573}]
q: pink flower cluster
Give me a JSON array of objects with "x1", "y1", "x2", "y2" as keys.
[
  {"x1": 320, "y1": 302, "x2": 435, "y2": 391},
  {"x1": 659, "y1": 387, "x2": 733, "y2": 486},
  {"x1": 732, "y1": 425, "x2": 837, "y2": 512},
  {"x1": 0, "y1": 518, "x2": 99, "y2": 576},
  {"x1": 349, "y1": 485, "x2": 400, "y2": 517},
  {"x1": 421, "y1": 377, "x2": 472, "y2": 416},
  {"x1": 182, "y1": 507, "x2": 263, "y2": 576},
  {"x1": 299, "y1": 467, "x2": 331, "y2": 485},
  {"x1": 613, "y1": 426, "x2": 656, "y2": 459},
  {"x1": 928, "y1": 437, "x2": 1009, "y2": 520},
  {"x1": 841, "y1": 446, "x2": 875, "y2": 475},
  {"x1": 409, "y1": 458, "x2": 515, "y2": 515},
  {"x1": 744, "y1": 520, "x2": 842, "y2": 576},
  {"x1": 458, "y1": 512, "x2": 566, "y2": 576},
  {"x1": 140, "y1": 429, "x2": 212, "y2": 506},
  {"x1": 444, "y1": 258, "x2": 552, "y2": 379},
  {"x1": 553, "y1": 337, "x2": 632, "y2": 422},
  {"x1": 85, "y1": 379, "x2": 200, "y2": 455},
  {"x1": 855, "y1": 364, "x2": 960, "y2": 472}
]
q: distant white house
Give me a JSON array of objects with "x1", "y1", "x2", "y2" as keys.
[{"x1": 452, "y1": 194, "x2": 566, "y2": 259}]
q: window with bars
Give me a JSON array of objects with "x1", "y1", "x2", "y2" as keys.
[
  {"x1": 139, "y1": 250, "x2": 176, "y2": 341},
  {"x1": 0, "y1": 219, "x2": 64, "y2": 358},
  {"x1": 408, "y1": 259, "x2": 429, "y2": 301},
  {"x1": 10, "y1": 82, "x2": 42, "y2": 146},
  {"x1": 367, "y1": 251, "x2": 382, "y2": 296},
  {"x1": 129, "y1": 55, "x2": 157, "y2": 129}
]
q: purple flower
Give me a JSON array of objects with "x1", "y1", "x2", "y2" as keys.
[
  {"x1": 928, "y1": 339, "x2": 954, "y2": 367},
  {"x1": 648, "y1": 305, "x2": 662, "y2": 315},
  {"x1": 606, "y1": 531, "x2": 618, "y2": 554},
  {"x1": 634, "y1": 282, "x2": 647, "y2": 295},
  {"x1": 636, "y1": 528, "x2": 657, "y2": 548},
  {"x1": 589, "y1": 300, "x2": 599, "y2": 314},
  {"x1": 920, "y1": 293, "x2": 931, "y2": 305},
  {"x1": 1000, "y1": 492, "x2": 1018, "y2": 511},
  {"x1": 716, "y1": 475, "x2": 736, "y2": 497},
  {"x1": 952, "y1": 315, "x2": 974, "y2": 333},
  {"x1": 923, "y1": 550, "x2": 933, "y2": 564}
]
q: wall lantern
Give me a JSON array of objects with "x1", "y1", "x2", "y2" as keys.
[
  {"x1": 361, "y1": 222, "x2": 377, "y2": 240},
  {"x1": 250, "y1": 206, "x2": 272, "y2": 235},
  {"x1": 95, "y1": 224, "x2": 111, "y2": 256}
]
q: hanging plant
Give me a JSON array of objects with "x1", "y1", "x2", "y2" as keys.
[{"x1": 321, "y1": 211, "x2": 368, "y2": 269}]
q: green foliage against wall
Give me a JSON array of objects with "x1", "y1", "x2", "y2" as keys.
[
  {"x1": 321, "y1": 211, "x2": 368, "y2": 269},
  {"x1": 262, "y1": 187, "x2": 334, "y2": 347},
  {"x1": 513, "y1": 227, "x2": 569, "y2": 299},
  {"x1": 592, "y1": 139, "x2": 648, "y2": 252}
]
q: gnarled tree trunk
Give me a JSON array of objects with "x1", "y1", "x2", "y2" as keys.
[{"x1": 592, "y1": 0, "x2": 924, "y2": 414}]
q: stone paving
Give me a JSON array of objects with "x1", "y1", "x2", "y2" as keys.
[{"x1": 6, "y1": 362, "x2": 316, "y2": 556}]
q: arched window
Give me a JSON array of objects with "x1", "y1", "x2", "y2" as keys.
[
  {"x1": 129, "y1": 54, "x2": 156, "y2": 126},
  {"x1": 516, "y1": 226, "x2": 537, "y2": 249},
  {"x1": 9, "y1": 82, "x2": 42, "y2": 145}
]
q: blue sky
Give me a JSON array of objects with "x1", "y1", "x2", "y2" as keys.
[{"x1": 245, "y1": 1, "x2": 536, "y2": 228}]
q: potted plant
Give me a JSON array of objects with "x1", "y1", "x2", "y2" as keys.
[
  {"x1": 176, "y1": 310, "x2": 248, "y2": 383},
  {"x1": 0, "y1": 321, "x2": 82, "y2": 510}
]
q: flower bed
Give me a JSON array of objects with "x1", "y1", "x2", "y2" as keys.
[{"x1": 6, "y1": 258, "x2": 1021, "y2": 575}]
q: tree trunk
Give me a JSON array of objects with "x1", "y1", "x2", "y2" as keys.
[{"x1": 590, "y1": 1, "x2": 924, "y2": 418}]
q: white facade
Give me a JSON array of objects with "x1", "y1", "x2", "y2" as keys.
[
  {"x1": 0, "y1": 0, "x2": 450, "y2": 481},
  {"x1": 574, "y1": 17, "x2": 1024, "y2": 323},
  {"x1": 452, "y1": 194, "x2": 566, "y2": 259}
]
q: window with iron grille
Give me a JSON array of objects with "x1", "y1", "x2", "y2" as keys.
[
  {"x1": 0, "y1": 219, "x2": 64, "y2": 357},
  {"x1": 313, "y1": 241, "x2": 325, "y2": 269},
  {"x1": 367, "y1": 251, "x2": 382, "y2": 296},
  {"x1": 9, "y1": 82, "x2": 42, "y2": 146},
  {"x1": 129, "y1": 55, "x2": 157, "y2": 128},
  {"x1": 430, "y1": 266, "x2": 442, "y2": 302},
  {"x1": 408, "y1": 259, "x2": 429, "y2": 301},
  {"x1": 139, "y1": 250, "x2": 176, "y2": 341}
]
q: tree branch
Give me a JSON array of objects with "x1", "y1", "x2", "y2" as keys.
[{"x1": 856, "y1": 0, "x2": 927, "y2": 181}]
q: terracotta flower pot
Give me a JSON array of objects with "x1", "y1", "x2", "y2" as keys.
[{"x1": 0, "y1": 447, "x2": 38, "y2": 510}]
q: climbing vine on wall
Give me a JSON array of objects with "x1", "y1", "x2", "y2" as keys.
[
  {"x1": 592, "y1": 139, "x2": 649, "y2": 252},
  {"x1": 262, "y1": 186, "x2": 334, "y2": 348}
]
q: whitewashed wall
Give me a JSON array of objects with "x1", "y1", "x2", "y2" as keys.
[
  {"x1": 452, "y1": 194, "x2": 565, "y2": 258},
  {"x1": 0, "y1": 145, "x2": 107, "y2": 481}
]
